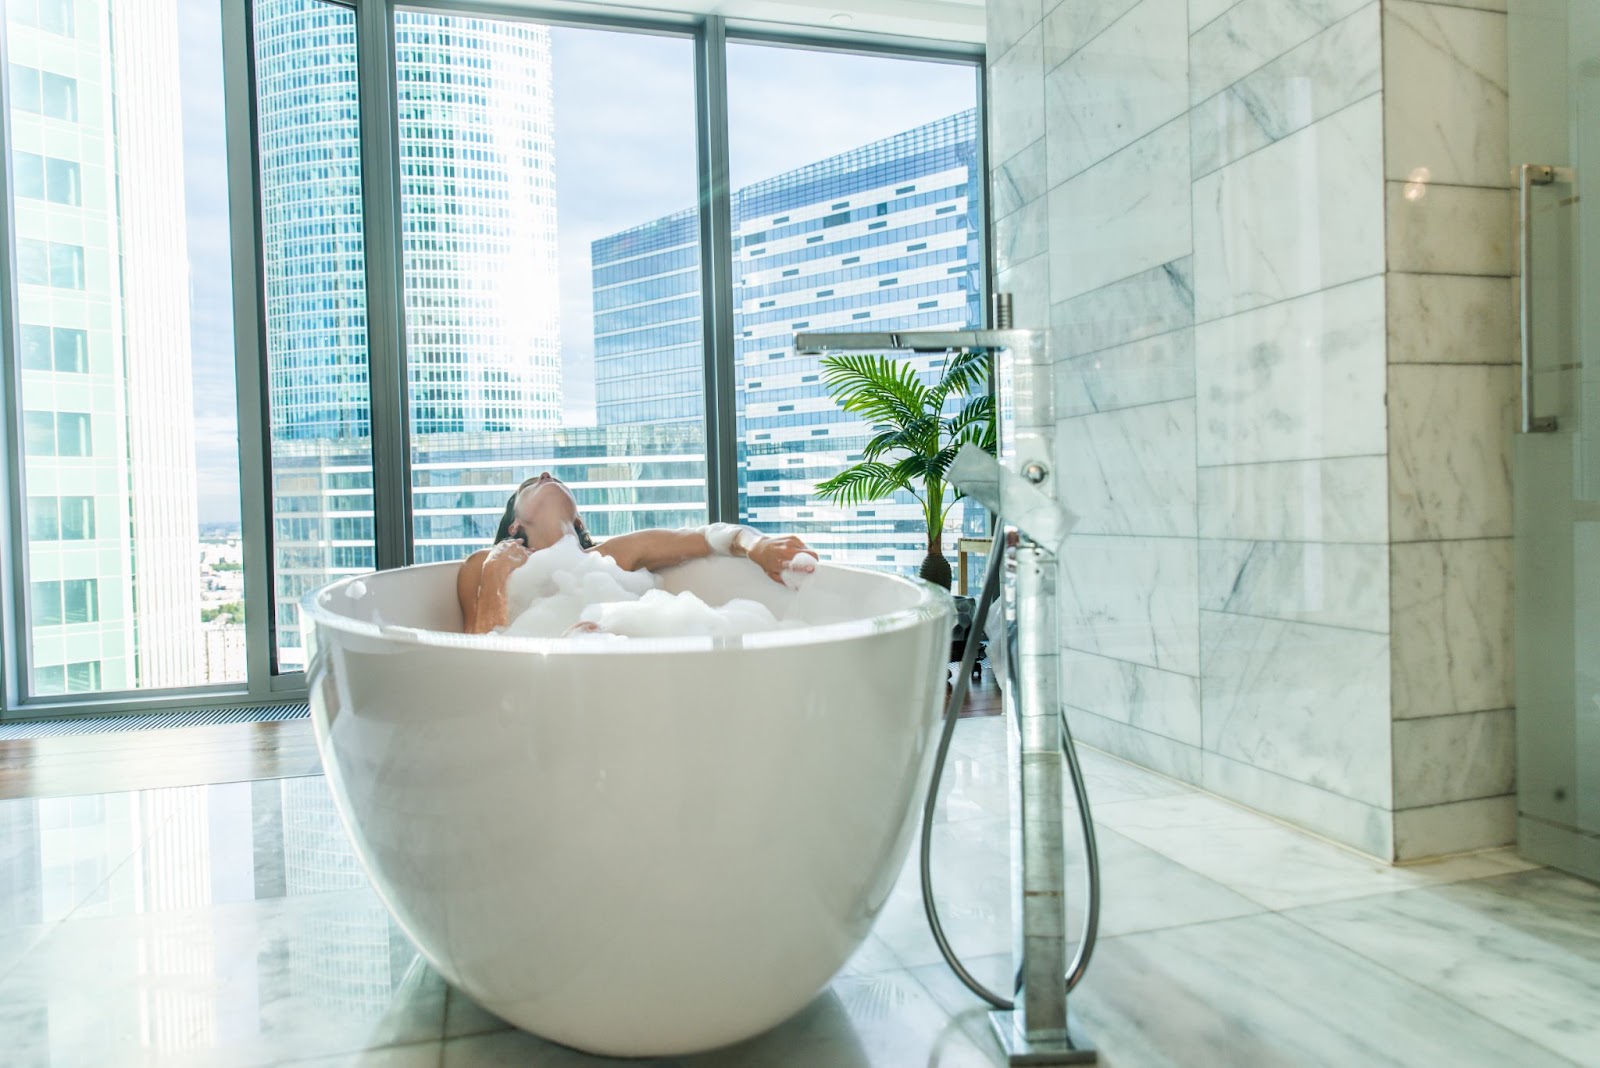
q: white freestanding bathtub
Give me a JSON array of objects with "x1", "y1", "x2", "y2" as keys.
[{"x1": 300, "y1": 556, "x2": 953, "y2": 1057}]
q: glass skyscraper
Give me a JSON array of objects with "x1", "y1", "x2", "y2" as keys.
[
  {"x1": 254, "y1": 2, "x2": 561, "y2": 442},
  {"x1": 592, "y1": 109, "x2": 983, "y2": 570},
  {"x1": 6, "y1": 0, "x2": 205, "y2": 692}
]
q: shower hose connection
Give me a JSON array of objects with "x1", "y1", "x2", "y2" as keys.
[{"x1": 918, "y1": 524, "x2": 1101, "y2": 1009}]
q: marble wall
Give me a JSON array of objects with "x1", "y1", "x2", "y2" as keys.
[{"x1": 988, "y1": 0, "x2": 1518, "y2": 860}]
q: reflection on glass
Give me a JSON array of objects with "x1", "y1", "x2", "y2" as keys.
[
  {"x1": 394, "y1": 16, "x2": 707, "y2": 564},
  {"x1": 3, "y1": 0, "x2": 246, "y2": 695},
  {"x1": 725, "y1": 45, "x2": 984, "y2": 573},
  {"x1": 0, "y1": 780, "x2": 418, "y2": 1062},
  {"x1": 253, "y1": 0, "x2": 372, "y2": 672}
]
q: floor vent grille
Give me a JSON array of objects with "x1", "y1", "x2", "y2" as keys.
[{"x1": 0, "y1": 702, "x2": 311, "y2": 740}]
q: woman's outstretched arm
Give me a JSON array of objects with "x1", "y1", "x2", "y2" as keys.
[{"x1": 597, "y1": 525, "x2": 812, "y2": 583}]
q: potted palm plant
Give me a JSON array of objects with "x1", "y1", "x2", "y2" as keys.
[{"x1": 813, "y1": 348, "x2": 996, "y2": 588}]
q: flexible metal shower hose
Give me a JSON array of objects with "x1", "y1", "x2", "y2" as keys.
[{"x1": 918, "y1": 524, "x2": 1102, "y2": 1009}]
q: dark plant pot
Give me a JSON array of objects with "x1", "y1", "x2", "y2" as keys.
[{"x1": 919, "y1": 550, "x2": 953, "y2": 590}]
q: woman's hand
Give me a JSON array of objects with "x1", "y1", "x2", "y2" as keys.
[
  {"x1": 484, "y1": 538, "x2": 530, "y2": 576},
  {"x1": 746, "y1": 534, "x2": 814, "y2": 583}
]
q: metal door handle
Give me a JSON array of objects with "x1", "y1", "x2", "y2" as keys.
[{"x1": 1520, "y1": 163, "x2": 1565, "y2": 433}]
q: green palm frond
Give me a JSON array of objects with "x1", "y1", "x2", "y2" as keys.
[
  {"x1": 814, "y1": 462, "x2": 916, "y2": 506},
  {"x1": 820, "y1": 354, "x2": 926, "y2": 426}
]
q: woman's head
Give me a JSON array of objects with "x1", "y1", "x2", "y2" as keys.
[{"x1": 494, "y1": 472, "x2": 590, "y2": 551}]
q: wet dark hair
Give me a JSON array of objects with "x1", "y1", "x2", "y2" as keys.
[{"x1": 494, "y1": 483, "x2": 591, "y2": 549}]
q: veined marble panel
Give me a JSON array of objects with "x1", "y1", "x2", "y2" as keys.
[
  {"x1": 1189, "y1": 0, "x2": 1239, "y2": 31},
  {"x1": 997, "y1": 251, "x2": 1051, "y2": 332},
  {"x1": 1045, "y1": 0, "x2": 1189, "y2": 185},
  {"x1": 1190, "y1": 5, "x2": 1380, "y2": 179},
  {"x1": 1384, "y1": 0, "x2": 1509, "y2": 188},
  {"x1": 1392, "y1": 794, "x2": 1516, "y2": 858},
  {"x1": 1390, "y1": 537, "x2": 1515, "y2": 718},
  {"x1": 1066, "y1": 707, "x2": 1205, "y2": 782},
  {"x1": 1056, "y1": 399, "x2": 1197, "y2": 537},
  {"x1": 1050, "y1": 257, "x2": 1194, "y2": 359},
  {"x1": 1200, "y1": 750, "x2": 1393, "y2": 857},
  {"x1": 1287, "y1": 868, "x2": 1600, "y2": 1063},
  {"x1": 1199, "y1": 540, "x2": 1388, "y2": 632},
  {"x1": 1195, "y1": 276, "x2": 1386, "y2": 466},
  {"x1": 1056, "y1": 327, "x2": 1195, "y2": 417},
  {"x1": 1043, "y1": 0, "x2": 1143, "y2": 70},
  {"x1": 1050, "y1": 119, "x2": 1192, "y2": 304},
  {"x1": 1193, "y1": 96, "x2": 1384, "y2": 321},
  {"x1": 1392, "y1": 708, "x2": 1515, "y2": 809},
  {"x1": 1386, "y1": 181, "x2": 1513, "y2": 275},
  {"x1": 1387, "y1": 273, "x2": 1515, "y2": 363},
  {"x1": 1189, "y1": 0, "x2": 1369, "y2": 105},
  {"x1": 989, "y1": 26, "x2": 1046, "y2": 166},
  {"x1": 989, "y1": 0, "x2": 1043, "y2": 60},
  {"x1": 1201, "y1": 610, "x2": 1392, "y2": 806},
  {"x1": 995, "y1": 195, "x2": 1049, "y2": 274},
  {"x1": 1197, "y1": 456, "x2": 1388, "y2": 543},
  {"x1": 1060, "y1": 534, "x2": 1200, "y2": 674},
  {"x1": 991, "y1": 136, "x2": 1048, "y2": 221},
  {"x1": 1061, "y1": 649, "x2": 1202, "y2": 745},
  {"x1": 1388, "y1": 364, "x2": 1517, "y2": 540}
]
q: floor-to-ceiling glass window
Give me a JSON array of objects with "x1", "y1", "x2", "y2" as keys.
[
  {"x1": 392, "y1": 14, "x2": 705, "y2": 563},
  {"x1": 3, "y1": 0, "x2": 247, "y2": 697},
  {"x1": 725, "y1": 44, "x2": 983, "y2": 573},
  {"x1": 251, "y1": 0, "x2": 371, "y2": 674}
]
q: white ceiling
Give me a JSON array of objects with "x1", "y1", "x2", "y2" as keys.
[{"x1": 534, "y1": 0, "x2": 985, "y2": 49}]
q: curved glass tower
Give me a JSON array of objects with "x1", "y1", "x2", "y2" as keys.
[{"x1": 253, "y1": 1, "x2": 560, "y2": 442}]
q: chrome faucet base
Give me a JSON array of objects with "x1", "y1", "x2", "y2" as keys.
[{"x1": 989, "y1": 1009, "x2": 1099, "y2": 1065}]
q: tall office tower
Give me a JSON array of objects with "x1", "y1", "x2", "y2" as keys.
[
  {"x1": 591, "y1": 110, "x2": 983, "y2": 570},
  {"x1": 254, "y1": 3, "x2": 562, "y2": 666},
  {"x1": 591, "y1": 209, "x2": 702, "y2": 427},
  {"x1": 254, "y1": 2, "x2": 562, "y2": 442},
  {"x1": 7, "y1": 0, "x2": 203, "y2": 693}
]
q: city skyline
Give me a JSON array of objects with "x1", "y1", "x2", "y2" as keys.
[{"x1": 174, "y1": 22, "x2": 976, "y2": 523}]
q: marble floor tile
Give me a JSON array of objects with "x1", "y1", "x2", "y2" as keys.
[
  {"x1": 1075, "y1": 746, "x2": 1194, "y2": 805},
  {"x1": 0, "y1": 789, "x2": 180, "y2": 932},
  {"x1": 876, "y1": 817, "x2": 1013, "y2": 969},
  {"x1": 280, "y1": 1042, "x2": 446, "y2": 1068},
  {"x1": 1096, "y1": 791, "x2": 1539, "y2": 910},
  {"x1": 1066, "y1": 825, "x2": 1262, "y2": 938},
  {"x1": 1070, "y1": 914, "x2": 1574, "y2": 1067},
  {"x1": 0, "y1": 888, "x2": 447, "y2": 1067},
  {"x1": 1284, "y1": 868, "x2": 1600, "y2": 1064}
]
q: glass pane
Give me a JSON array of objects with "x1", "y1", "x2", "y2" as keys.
[
  {"x1": 27, "y1": 498, "x2": 58, "y2": 541},
  {"x1": 45, "y1": 157, "x2": 80, "y2": 205},
  {"x1": 727, "y1": 45, "x2": 984, "y2": 574},
  {"x1": 13, "y1": 150, "x2": 45, "y2": 199},
  {"x1": 20, "y1": 325, "x2": 52, "y2": 370},
  {"x1": 61, "y1": 495, "x2": 94, "y2": 539},
  {"x1": 23, "y1": 411, "x2": 54, "y2": 455},
  {"x1": 52, "y1": 327, "x2": 86, "y2": 372},
  {"x1": 55, "y1": 412, "x2": 89, "y2": 457},
  {"x1": 30, "y1": 582, "x2": 61, "y2": 627},
  {"x1": 253, "y1": 0, "x2": 371, "y2": 674},
  {"x1": 4, "y1": 0, "x2": 248, "y2": 697},
  {"x1": 393, "y1": 15, "x2": 705, "y2": 566}
]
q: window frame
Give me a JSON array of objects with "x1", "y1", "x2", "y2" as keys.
[{"x1": 0, "y1": 0, "x2": 987, "y2": 719}]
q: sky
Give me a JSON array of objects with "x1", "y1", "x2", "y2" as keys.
[{"x1": 173, "y1": 17, "x2": 977, "y2": 525}]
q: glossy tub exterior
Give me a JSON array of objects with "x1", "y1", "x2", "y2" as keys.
[{"x1": 301, "y1": 557, "x2": 952, "y2": 1056}]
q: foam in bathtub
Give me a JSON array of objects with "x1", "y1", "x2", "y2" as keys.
[{"x1": 497, "y1": 534, "x2": 803, "y2": 638}]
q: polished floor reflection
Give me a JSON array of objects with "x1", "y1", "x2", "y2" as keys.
[{"x1": 0, "y1": 716, "x2": 1594, "y2": 1067}]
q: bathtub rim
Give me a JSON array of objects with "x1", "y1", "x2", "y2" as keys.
[{"x1": 300, "y1": 558, "x2": 954, "y2": 657}]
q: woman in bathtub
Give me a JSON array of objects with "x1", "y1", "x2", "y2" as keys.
[{"x1": 457, "y1": 472, "x2": 814, "y2": 634}]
